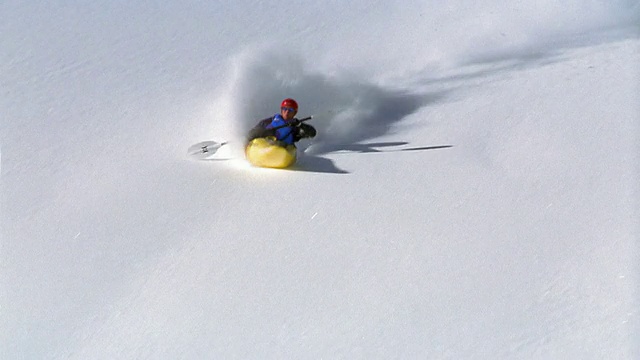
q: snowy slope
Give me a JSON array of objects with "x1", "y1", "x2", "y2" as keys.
[{"x1": 2, "y1": 1, "x2": 639, "y2": 359}]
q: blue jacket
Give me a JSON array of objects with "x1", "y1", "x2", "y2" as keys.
[
  {"x1": 266, "y1": 114, "x2": 295, "y2": 145},
  {"x1": 246, "y1": 114, "x2": 316, "y2": 146}
]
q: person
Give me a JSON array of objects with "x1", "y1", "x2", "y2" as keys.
[{"x1": 246, "y1": 98, "x2": 316, "y2": 146}]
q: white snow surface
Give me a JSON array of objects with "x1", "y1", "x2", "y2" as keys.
[{"x1": 2, "y1": 1, "x2": 639, "y2": 359}]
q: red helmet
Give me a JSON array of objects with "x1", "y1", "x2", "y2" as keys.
[{"x1": 281, "y1": 98, "x2": 298, "y2": 111}]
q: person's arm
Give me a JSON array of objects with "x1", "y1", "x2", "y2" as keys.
[{"x1": 246, "y1": 118, "x2": 275, "y2": 142}]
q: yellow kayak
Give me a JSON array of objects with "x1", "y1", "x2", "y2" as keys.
[{"x1": 245, "y1": 137, "x2": 297, "y2": 168}]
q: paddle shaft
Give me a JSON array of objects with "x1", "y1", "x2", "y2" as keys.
[{"x1": 270, "y1": 116, "x2": 313, "y2": 131}]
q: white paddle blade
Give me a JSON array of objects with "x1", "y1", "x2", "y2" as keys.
[{"x1": 187, "y1": 141, "x2": 227, "y2": 159}]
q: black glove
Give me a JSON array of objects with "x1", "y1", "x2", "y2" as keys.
[
  {"x1": 296, "y1": 123, "x2": 317, "y2": 140},
  {"x1": 289, "y1": 118, "x2": 301, "y2": 127}
]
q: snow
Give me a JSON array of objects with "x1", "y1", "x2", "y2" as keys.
[{"x1": 2, "y1": 1, "x2": 639, "y2": 359}]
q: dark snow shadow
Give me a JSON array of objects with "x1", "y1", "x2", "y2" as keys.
[
  {"x1": 288, "y1": 155, "x2": 349, "y2": 174},
  {"x1": 311, "y1": 141, "x2": 453, "y2": 155},
  {"x1": 290, "y1": 142, "x2": 453, "y2": 174},
  {"x1": 399, "y1": 145, "x2": 453, "y2": 152}
]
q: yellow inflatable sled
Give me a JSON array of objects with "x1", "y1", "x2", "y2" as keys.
[{"x1": 245, "y1": 137, "x2": 297, "y2": 168}]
